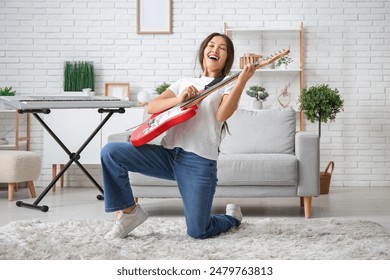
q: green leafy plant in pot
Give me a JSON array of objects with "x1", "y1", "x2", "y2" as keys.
[
  {"x1": 300, "y1": 84, "x2": 344, "y2": 195},
  {"x1": 246, "y1": 85, "x2": 269, "y2": 110},
  {"x1": 63, "y1": 61, "x2": 95, "y2": 92},
  {"x1": 0, "y1": 86, "x2": 16, "y2": 96},
  {"x1": 0, "y1": 87, "x2": 16, "y2": 140},
  {"x1": 276, "y1": 55, "x2": 293, "y2": 69},
  {"x1": 0, "y1": 86, "x2": 16, "y2": 110},
  {"x1": 300, "y1": 84, "x2": 344, "y2": 137},
  {"x1": 246, "y1": 85, "x2": 269, "y2": 101}
]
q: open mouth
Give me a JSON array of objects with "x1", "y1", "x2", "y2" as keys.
[{"x1": 208, "y1": 54, "x2": 219, "y2": 61}]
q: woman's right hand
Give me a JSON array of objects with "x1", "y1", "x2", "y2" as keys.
[
  {"x1": 177, "y1": 85, "x2": 199, "y2": 103},
  {"x1": 147, "y1": 85, "x2": 198, "y2": 114}
]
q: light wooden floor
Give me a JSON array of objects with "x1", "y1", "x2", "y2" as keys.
[{"x1": 1, "y1": 186, "x2": 389, "y2": 232}]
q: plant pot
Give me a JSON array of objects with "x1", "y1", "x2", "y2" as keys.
[
  {"x1": 250, "y1": 100, "x2": 263, "y2": 110},
  {"x1": 278, "y1": 64, "x2": 287, "y2": 70}
]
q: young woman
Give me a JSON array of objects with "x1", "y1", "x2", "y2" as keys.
[{"x1": 101, "y1": 33, "x2": 256, "y2": 239}]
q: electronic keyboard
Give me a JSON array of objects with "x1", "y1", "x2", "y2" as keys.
[{"x1": 0, "y1": 95, "x2": 135, "y2": 110}]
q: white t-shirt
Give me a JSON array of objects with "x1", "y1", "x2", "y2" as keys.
[{"x1": 161, "y1": 76, "x2": 234, "y2": 161}]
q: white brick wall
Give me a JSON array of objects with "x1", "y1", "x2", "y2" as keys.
[{"x1": 1, "y1": 0, "x2": 389, "y2": 188}]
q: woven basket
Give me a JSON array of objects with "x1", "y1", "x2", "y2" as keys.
[{"x1": 320, "y1": 161, "x2": 334, "y2": 195}]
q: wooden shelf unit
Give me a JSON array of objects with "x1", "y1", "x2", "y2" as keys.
[{"x1": 224, "y1": 22, "x2": 305, "y2": 131}]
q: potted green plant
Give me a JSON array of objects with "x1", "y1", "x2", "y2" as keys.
[
  {"x1": 276, "y1": 55, "x2": 293, "y2": 69},
  {"x1": 300, "y1": 84, "x2": 344, "y2": 138},
  {"x1": 246, "y1": 85, "x2": 269, "y2": 110},
  {"x1": 300, "y1": 84, "x2": 344, "y2": 195},
  {"x1": 0, "y1": 86, "x2": 16, "y2": 96},
  {"x1": 0, "y1": 87, "x2": 16, "y2": 143},
  {"x1": 0, "y1": 86, "x2": 16, "y2": 110},
  {"x1": 63, "y1": 61, "x2": 95, "y2": 93},
  {"x1": 155, "y1": 82, "x2": 171, "y2": 95}
]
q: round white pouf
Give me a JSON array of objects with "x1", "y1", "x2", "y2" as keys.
[{"x1": 0, "y1": 150, "x2": 41, "y2": 201}]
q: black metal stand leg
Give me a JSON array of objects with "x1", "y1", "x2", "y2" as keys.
[
  {"x1": 16, "y1": 157, "x2": 74, "y2": 212},
  {"x1": 16, "y1": 108, "x2": 125, "y2": 211},
  {"x1": 74, "y1": 161, "x2": 104, "y2": 198}
]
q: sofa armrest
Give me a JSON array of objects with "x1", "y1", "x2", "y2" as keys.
[
  {"x1": 295, "y1": 131, "x2": 320, "y2": 197},
  {"x1": 107, "y1": 130, "x2": 133, "y2": 143}
]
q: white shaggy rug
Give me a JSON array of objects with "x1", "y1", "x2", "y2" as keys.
[{"x1": 1, "y1": 217, "x2": 389, "y2": 260}]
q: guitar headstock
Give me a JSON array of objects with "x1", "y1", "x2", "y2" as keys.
[{"x1": 255, "y1": 49, "x2": 290, "y2": 68}]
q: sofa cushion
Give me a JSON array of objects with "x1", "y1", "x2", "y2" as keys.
[
  {"x1": 130, "y1": 153, "x2": 298, "y2": 187},
  {"x1": 217, "y1": 153, "x2": 298, "y2": 186},
  {"x1": 219, "y1": 108, "x2": 296, "y2": 155}
]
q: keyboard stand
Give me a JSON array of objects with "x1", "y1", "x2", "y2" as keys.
[{"x1": 15, "y1": 107, "x2": 125, "y2": 212}]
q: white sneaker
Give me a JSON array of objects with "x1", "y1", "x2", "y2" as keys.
[
  {"x1": 226, "y1": 204, "x2": 243, "y2": 222},
  {"x1": 104, "y1": 204, "x2": 148, "y2": 239}
]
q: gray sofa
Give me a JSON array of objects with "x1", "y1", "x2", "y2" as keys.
[{"x1": 108, "y1": 107, "x2": 320, "y2": 218}]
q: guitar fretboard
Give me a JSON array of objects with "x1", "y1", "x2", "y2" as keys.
[{"x1": 179, "y1": 49, "x2": 288, "y2": 108}]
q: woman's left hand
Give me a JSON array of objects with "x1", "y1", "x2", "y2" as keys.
[
  {"x1": 238, "y1": 63, "x2": 257, "y2": 84},
  {"x1": 216, "y1": 63, "x2": 257, "y2": 122}
]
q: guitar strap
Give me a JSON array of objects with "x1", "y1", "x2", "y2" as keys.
[{"x1": 204, "y1": 76, "x2": 225, "y2": 90}]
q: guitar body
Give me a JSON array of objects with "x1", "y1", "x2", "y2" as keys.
[{"x1": 130, "y1": 105, "x2": 198, "y2": 146}]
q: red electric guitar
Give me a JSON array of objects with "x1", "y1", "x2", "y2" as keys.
[{"x1": 130, "y1": 49, "x2": 290, "y2": 146}]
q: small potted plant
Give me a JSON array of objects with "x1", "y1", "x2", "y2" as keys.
[
  {"x1": 276, "y1": 55, "x2": 293, "y2": 69},
  {"x1": 155, "y1": 82, "x2": 171, "y2": 95},
  {"x1": 0, "y1": 86, "x2": 16, "y2": 110},
  {"x1": 246, "y1": 85, "x2": 269, "y2": 110},
  {"x1": 0, "y1": 86, "x2": 16, "y2": 96},
  {"x1": 63, "y1": 61, "x2": 95, "y2": 93},
  {"x1": 0, "y1": 86, "x2": 16, "y2": 142}
]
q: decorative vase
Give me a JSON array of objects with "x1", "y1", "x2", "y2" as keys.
[
  {"x1": 137, "y1": 91, "x2": 151, "y2": 106},
  {"x1": 250, "y1": 99, "x2": 263, "y2": 110},
  {"x1": 82, "y1": 88, "x2": 92, "y2": 96},
  {"x1": 278, "y1": 64, "x2": 287, "y2": 69}
]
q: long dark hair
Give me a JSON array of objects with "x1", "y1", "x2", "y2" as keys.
[{"x1": 198, "y1": 33, "x2": 235, "y2": 77}]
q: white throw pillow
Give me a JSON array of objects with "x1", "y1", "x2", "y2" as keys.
[{"x1": 219, "y1": 108, "x2": 296, "y2": 154}]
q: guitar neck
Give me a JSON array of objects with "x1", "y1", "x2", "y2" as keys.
[
  {"x1": 179, "y1": 49, "x2": 289, "y2": 108},
  {"x1": 179, "y1": 71, "x2": 241, "y2": 108}
]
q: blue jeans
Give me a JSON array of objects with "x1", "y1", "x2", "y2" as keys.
[{"x1": 100, "y1": 142, "x2": 240, "y2": 239}]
